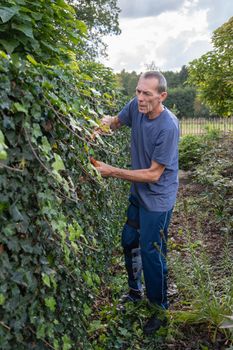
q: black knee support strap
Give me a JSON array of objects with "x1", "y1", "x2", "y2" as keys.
[{"x1": 126, "y1": 219, "x2": 140, "y2": 230}]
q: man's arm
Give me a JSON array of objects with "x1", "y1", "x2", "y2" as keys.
[{"x1": 94, "y1": 159, "x2": 165, "y2": 183}]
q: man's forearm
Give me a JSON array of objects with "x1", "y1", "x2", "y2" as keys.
[{"x1": 110, "y1": 166, "x2": 160, "y2": 183}]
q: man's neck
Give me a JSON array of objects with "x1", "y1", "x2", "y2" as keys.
[{"x1": 147, "y1": 105, "x2": 165, "y2": 119}]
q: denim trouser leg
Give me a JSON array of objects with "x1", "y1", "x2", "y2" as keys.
[
  {"x1": 139, "y1": 206, "x2": 173, "y2": 309},
  {"x1": 121, "y1": 196, "x2": 173, "y2": 307},
  {"x1": 121, "y1": 197, "x2": 142, "y2": 292}
]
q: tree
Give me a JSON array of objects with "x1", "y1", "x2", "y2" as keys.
[
  {"x1": 163, "y1": 70, "x2": 181, "y2": 89},
  {"x1": 179, "y1": 65, "x2": 188, "y2": 86},
  {"x1": 188, "y1": 17, "x2": 233, "y2": 116},
  {"x1": 116, "y1": 69, "x2": 139, "y2": 98},
  {"x1": 165, "y1": 86, "x2": 196, "y2": 118},
  {"x1": 70, "y1": 0, "x2": 121, "y2": 57},
  {"x1": 145, "y1": 61, "x2": 159, "y2": 71}
]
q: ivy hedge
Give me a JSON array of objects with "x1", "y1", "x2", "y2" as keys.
[{"x1": 0, "y1": 1, "x2": 129, "y2": 349}]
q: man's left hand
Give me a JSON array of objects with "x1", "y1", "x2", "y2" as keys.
[
  {"x1": 96, "y1": 161, "x2": 115, "y2": 177},
  {"x1": 90, "y1": 157, "x2": 114, "y2": 177}
]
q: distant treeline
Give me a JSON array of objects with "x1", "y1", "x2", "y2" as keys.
[{"x1": 116, "y1": 66, "x2": 218, "y2": 119}]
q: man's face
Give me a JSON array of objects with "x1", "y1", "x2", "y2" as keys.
[{"x1": 136, "y1": 77, "x2": 166, "y2": 114}]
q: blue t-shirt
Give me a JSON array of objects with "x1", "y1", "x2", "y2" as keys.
[{"x1": 118, "y1": 97, "x2": 179, "y2": 212}]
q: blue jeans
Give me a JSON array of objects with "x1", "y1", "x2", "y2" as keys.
[{"x1": 121, "y1": 195, "x2": 173, "y2": 309}]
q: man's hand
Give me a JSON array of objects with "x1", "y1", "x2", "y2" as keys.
[
  {"x1": 90, "y1": 157, "x2": 113, "y2": 177},
  {"x1": 101, "y1": 115, "x2": 121, "y2": 130},
  {"x1": 101, "y1": 115, "x2": 113, "y2": 127}
]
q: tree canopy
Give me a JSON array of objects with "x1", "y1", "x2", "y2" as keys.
[
  {"x1": 188, "y1": 17, "x2": 233, "y2": 117},
  {"x1": 70, "y1": 0, "x2": 121, "y2": 57}
]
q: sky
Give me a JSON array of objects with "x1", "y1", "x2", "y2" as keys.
[{"x1": 100, "y1": 0, "x2": 233, "y2": 73}]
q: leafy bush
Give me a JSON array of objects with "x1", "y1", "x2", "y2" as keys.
[
  {"x1": 193, "y1": 134, "x2": 233, "y2": 232},
  {"x1": 0, "y1": 1, "x2": 129, "y2": 349},
  {"x1": 179, "y1": 135, "x2": 207, "y2": 171},
  {"x1": 178, "y1": 128, "x2": 222, "y2": 171},
  {"x1": 179, "y1": 131, "x2": 232, "y2": 232},
  {"x1": 0, "y1": 52, "x2": 129, "y2": 350}
]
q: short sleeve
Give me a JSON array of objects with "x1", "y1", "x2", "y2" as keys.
[
  {"x1": 118, "y1": 99, "x2": 135, "y2": 127},
  {"x1": 152, "y1": 127, "x2": 179, "y2": 166}
]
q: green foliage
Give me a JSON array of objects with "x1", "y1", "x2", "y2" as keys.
[
  {"x1": 179, "y1": 128, "x2": 223, "y2": 171},
  {"x1": 188, "y1": 17, "x2": 233, "y2": 116},
  {"x1": 193, "y1": 134, "x2": 233, "y2": 232},
  {"x1": 116, "y1": 69, "x2": 139, "y2": 98},
  {"x1": 0, "y1": 1, "x2": 129, "y2": 348},
  {"x1": 71, "y1": 0, "x2": 121, "y2": 58},
  {"x1": 0, "y1": 54, "x2": 130, "y2": 349},
  {"x1": 163, "y1": 66, "x2": 188, "y2": 88},
  {"x1": 166, "y1": 86, "x2": 196, "y2": 118},
  {"x1": 0, "y1": 0, "x2": 86, "y2": 64},
  {"x1": 179, "y1": 134, "x2": 207, "y2": 171}
]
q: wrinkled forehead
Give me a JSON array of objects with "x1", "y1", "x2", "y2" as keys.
[{"x1": 136, "y1": 77, "x2": 160, "y2": 92}]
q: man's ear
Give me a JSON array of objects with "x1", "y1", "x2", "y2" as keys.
[{"x1": 160, "y1": 91, "x2": 168, "y2": 102}]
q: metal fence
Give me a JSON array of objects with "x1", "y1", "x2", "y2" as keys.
[{"x1": 179, "y1": 117, "x2": 233, "y2": 136}]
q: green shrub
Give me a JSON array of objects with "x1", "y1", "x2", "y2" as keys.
[
  {"x1": 179, "y1": 127, "x2": 222, "y2": 171},
  {"x1": 193, "y1": 134, "x2": 233, "y2": 232},
  {"x1": 0, "y1": 1, "x2": 128, "y2": 348},
  {"x1": 179, "y1": 135, "x2": 207, "y2": 171}
]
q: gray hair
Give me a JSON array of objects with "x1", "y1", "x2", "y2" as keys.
[{"x1": 140, "y1": 71, "x2": 167, "y2": 93}]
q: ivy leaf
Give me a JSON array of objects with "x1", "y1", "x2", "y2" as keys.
[
  {"x1": 44, "y1": 296, "x2": 56, "y2": 312},
  {"x1": 31, "y1": 12, "x2": 43, "y2": 21},
  {"x1": 83, "y1": 303, "x2": 91, "y2": 316},
  {"x1": 36, "y1": 324, "x2": 46, "y2": 339},
  {"x1": 88, "y1": 320, "x2": 106, "y2": 333},
  {"x1": 10, "y1": 205, "x2": 24, "y2": 222},
  {"x1": 52, "y1": 154, "x2": 65, "y2": 172},
  {"x1": 26, "y1": 54, "x2": 37, "y2": 65},
  {"x1": 0, "y1": 293, "x2": 5, "y2": 305},
  {"x1": 68, "y1": 223, "x2": 83, "y2": 242},
  {"x1": 13, "y1": 102, "x2": 28, "y2": 114},
  {"x1": 0, "y1": 146, "x2": 4, "y2": 159},
  {"x1": 62, "y1": 335, "x2": 72, "y2": 350},
  {"x1": 40, "y1": 136, "x2": 51, "y2": 155},
  {"x1": 0, "y1": 39, "x2": 19, "y2": 54},
  {"x1": 0, "y1": 6, "x2": 19, "y2": 23},
  {"x1": 32, "y1": 123, "x2": 42, "y2": 139},
  {"x1": 12, "y1": 23, "x2": 34, "y2": 39},
  {"x1": 42, "y1": 273, "x2": 51, "y2": 288},
  {"x1": 0, "y1": 130, "x2": 7, "y2": 145}
]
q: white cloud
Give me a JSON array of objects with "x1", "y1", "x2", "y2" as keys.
[{"x1": 100, "y1": 0, "x2": 233, "y2": 72}]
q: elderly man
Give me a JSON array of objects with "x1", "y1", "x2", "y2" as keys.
[{"x1": 92, "y1": 71, "x2": 179, "y2": 335}]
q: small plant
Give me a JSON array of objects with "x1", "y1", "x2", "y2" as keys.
[{"x1": 179, "y1": 134, "x2": 207, "y2": 170}]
